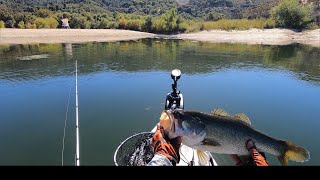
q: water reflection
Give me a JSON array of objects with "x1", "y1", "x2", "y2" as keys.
[
  {"x1": 1, "y1": 40, "x2": 319, "y2": 84},
  {"x1": 63, "y1": 43, "x2": 73, "y2": 59}
]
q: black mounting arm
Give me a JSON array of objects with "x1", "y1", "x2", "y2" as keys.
[{"x1": 165, "y1": 69, "x2": 184, "y2": 110}]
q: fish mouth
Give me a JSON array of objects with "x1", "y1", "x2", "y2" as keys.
[
  {"x1": 163, "y1": 110, "x2": 176, "y2": 133},
  {"x1": 159, "y1": 109, "x2": 180, "y2": 133},
  {"x1": 160, "y1": 109, "x2": 185, "y2": 139}
]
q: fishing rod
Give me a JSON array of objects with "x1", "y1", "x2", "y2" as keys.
[
  {"x1": 75, "y1": 60, "x2": 80, "y2": 166},
  {"x1": 61, "y1": 60, "x2": 80, "y2": 166}
]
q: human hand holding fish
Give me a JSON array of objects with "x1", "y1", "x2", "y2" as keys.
[
  {"x1": 230, "y1": 139, "x2": 269, "y2": 166},
  {"x1": 159, "y1": 108, "x2": 310, "y2": 166},
  {"x1": 150, "y1": 124, "x2": 182, "y2": 165}
]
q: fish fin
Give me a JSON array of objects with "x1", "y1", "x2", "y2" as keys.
[
  {"x1": 211, "y1": 108, "x2": 229, "y2": 117},
  {"x1": 233, "y1": 113, "x2": 251, "y2": 125},
  {"x1": 278, "y1": 141, "x2": 310, "y2": 166},
  {"x1": 196, "y1": 150, "x2": 210, "y2": 166},
  {"x1": 202, "y1": 138, "x2": 221, "y2": 146}
]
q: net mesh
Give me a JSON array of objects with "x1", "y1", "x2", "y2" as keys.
[{"x1": 114, "y1": 132, "x2": 155, "y2": 166}]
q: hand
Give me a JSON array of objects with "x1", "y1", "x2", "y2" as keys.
[
  {"x1": 230, "y1": 139, "x2": 269, "y2": 166},
  {"x1": 230, "y1": 139, "x2": 255, "y2": 166},
  {"x1": 245, "y1": 139, "x2": 269, "y2": 166},
  {"x1": 246, "y1": 139, "x2": 257, "y2": 151},
  {"x1": 151, "y1": 124, "x2": 182, "y2": 164}
]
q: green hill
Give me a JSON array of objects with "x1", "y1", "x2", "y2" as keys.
[
  {"x1": 0, "y1": 0, "x2": 317, "y2": 32},
  {"x1": 0, "y1": 0, "x2": 280, "y2": 19}
]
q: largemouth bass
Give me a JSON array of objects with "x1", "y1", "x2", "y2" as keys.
[{"x1": 159, "y1": 108, "x2": 310, "y2": 166}]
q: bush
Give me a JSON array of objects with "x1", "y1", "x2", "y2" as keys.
[
  {"x1": 181, "y1": 20, "x2": 204, "y2": 33},
  {"x1": 99, "y1": 19, "x2": 110, "y2": 29},
  {"x1": 263, "y1": 18, "x2": 276, "y2": 29},
  {"x1": 118, "y1": 17, "x2": 128, "y2": 29},
  {"x1": 18, "y1": 21, "x2": 25, "y2": 28},
  {"x1": 126, "y1": 19, "x2": 144, "y2": 31},
  {"x1": 34, "y1": 18, "x2": 48, "y2": 28},
  {"x1": 63, "y1": 13, "x2": 71, "y2": 19},
  {"x1": 152, "y1": 17, "x2": 167, "y2": 32},
  {"x1": 109, "y1": 21, "x2": 119, "y2": 29},
  {"x1": 150, "y1": 8, "x2": 181, "y2": 33},
  {"x1": 5, "y1": 19, "x2": 15, "y2": 28},
  {"x1": 143, "y1": 16, "x2": 152, "y2": 32},
  {"x1": 36, "y1": 9, "x2": 53, "y2": 18},
  {"x1": 203, "y1": 19, "x2": 273, "y2": 31},
  {"x1": 47, "y1": 17, "x2": 58, "y2": 28},
  {"x1": 271, "y1": 0, "x2": 313, "y2": 29},
  {"x1": 70, "y1": 15, "x2": 90, "y2": 29},
  {"x1": 34, "y1": 18, "x2": 58, "y2": 28},
  {"x1": 25, "y1": 22, "x2": 37, "y2": 29},
  {"x1": 0, "y1": 20, "x2": 5, "y2": 28},
  {"x1": 178, "y1": 21, "x2": 188, "y2": 32}
]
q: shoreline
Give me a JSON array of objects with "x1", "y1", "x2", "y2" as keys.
[
  {"x1": 0, "y1": 29, "x2": 156, "y2": 44},
  {"x1": 176, "y1": 28, "x2": 320, "y2": 47},
  {"x1": 0, "y1": 28, "x2": 319, "y2": 47}
]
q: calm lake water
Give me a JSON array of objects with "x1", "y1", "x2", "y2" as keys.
[{"x1": 0, "y1": 39, "x2": 319, "y2": 166}]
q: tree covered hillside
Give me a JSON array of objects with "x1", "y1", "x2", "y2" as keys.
[
  {"x1": 0, "y1": 0, "x2": 318, "y2": 32},
  {"x1": 0, "y1": 0, "x2": 280, "y2": 19}
]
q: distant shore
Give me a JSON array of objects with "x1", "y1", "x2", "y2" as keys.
[
  {"x1": 176, "y1": 28, "x2": 320, "y2": 47},
  {"x1": 0, "y1": 29, "x2": 155, "y2": 44},
  {"x1": 0, "y1": 28, "x2": 319, "y2": 47}
]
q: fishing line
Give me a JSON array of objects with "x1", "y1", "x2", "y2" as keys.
[{"x1": 61, "y1": 66, "x2": 76, "y2": 166}]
